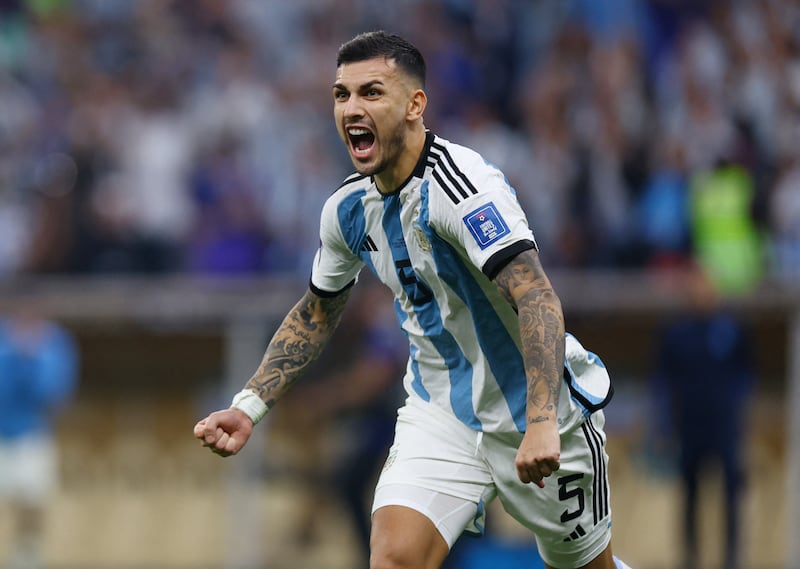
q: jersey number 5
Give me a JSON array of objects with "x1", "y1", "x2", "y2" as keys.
[
  {"x1": 395, "y1": 259, "x2": 433, "y2": 305},
  {"x1": 558, "y1": 473, "x2": 585, "y2": 523}
]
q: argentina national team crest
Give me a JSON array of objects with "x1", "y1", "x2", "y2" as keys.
[{"x1": 463, "y1": 201, "x2": 509, "y2": 250}]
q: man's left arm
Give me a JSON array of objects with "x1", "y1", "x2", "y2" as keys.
[{"x1": 493, "y1": 248, "x2": 565, "y2": 487}]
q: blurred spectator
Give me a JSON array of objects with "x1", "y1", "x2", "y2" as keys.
[
  {"x1": 635, "y1": 133, "x2": 691, "y2": 268},
  {"x1": 689, "y1": 159, "x2": 764, "y2": 296},
  {"x1": 0, "y1": 298, "x2": 79, "y2": 569},
  {"x1": 21, "y1": 152, "x2": 79, "y2": 274},
  {"x1": 768, "y1": 148, "x2": 800, "y2": 280},
  {"x1": 185, "y1": 134, "x2": 270, "y2": 274},
  {"x1": 650, "y1": 263, "x2": 755, "y2": 569},
  {"x1": 515, "y1": 40, "x2": 582, "y2": 267}
]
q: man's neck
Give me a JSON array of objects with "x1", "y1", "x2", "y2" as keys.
[{"x1": 375, "y1": 127, "x2": 427, "y2": 194}]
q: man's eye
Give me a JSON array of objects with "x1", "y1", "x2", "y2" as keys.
[
  {"x1": 334, "y1": 91, "x2": 348, "y2": 101},
  {"x1": 366, "y1": 89, "x2": 380, "y2": 97}
]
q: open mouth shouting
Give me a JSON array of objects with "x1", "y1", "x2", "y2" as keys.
[{"x1": 347, "y1": 126, "x2": 376, "y2": 160}]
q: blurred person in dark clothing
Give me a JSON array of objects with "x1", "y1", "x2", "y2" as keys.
[
  {"x1": 652, "y1": 263, "x2": 754, "y2": 569},
  {"x1": 0, "y1": 298, "x2": 79, "y2": 569},
  {"x1": 185, "y1": 134, "x2": 270, "y2": 274},
  {"x1": 22, "y1": 153, "x2": 79, "y2": 275}
]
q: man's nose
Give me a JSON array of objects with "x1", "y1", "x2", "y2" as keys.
[{"x1": 343, "y1": 94, "x2": 364, "y2": 118}]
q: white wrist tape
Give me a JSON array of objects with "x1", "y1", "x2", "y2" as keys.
[{"x1": 231, "y1": 388, "x2": 269, "y2": 425}]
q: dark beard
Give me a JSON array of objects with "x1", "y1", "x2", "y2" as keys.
[{"x1": 353, "y1": 126, "x2": 406, "y2": 178}]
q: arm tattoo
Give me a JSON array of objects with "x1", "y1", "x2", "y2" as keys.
[
  {"x1": 494, "y1": 250, "x2": 565, "y2": 424},
  {"x1": 244, "y1": 288, "x2": 351, "y2": 409}
]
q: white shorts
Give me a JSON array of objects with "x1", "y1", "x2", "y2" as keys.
[
  {"x1": 372, "y1": 400, "x2": 612, "y2": 568},
  {"x1": 0, "y1": 433, "x2": 58, "y2": 505}
]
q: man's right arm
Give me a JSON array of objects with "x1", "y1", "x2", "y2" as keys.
[
  {"x1": 194, "y1": 286, "x2": 352, "y2": 456},
  {"x1": 245, "y1": 286, "x2": 352, "y2": 410}
]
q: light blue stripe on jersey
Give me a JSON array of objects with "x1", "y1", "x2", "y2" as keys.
[
  {"x1": 393, "y1": 300, "x2": 430, "y2": 401},
  {"x1": 336, "y1": 189, "x2": 428, "y2": 400},
  {"x1": 336, "y1": 189, "x2": 377, "y2": 273},
  {"x1": 382, "y1": 192, "x2": 481, "y2": 430},
  {"x1": 419, "y1": 181, "x2": 528, "y2": 431}
]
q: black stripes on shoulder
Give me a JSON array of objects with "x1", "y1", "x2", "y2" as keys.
[{"x1": 428, "y1": 142, "x2": 479, "y2": 205}]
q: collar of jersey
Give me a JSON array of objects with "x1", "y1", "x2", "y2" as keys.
[{"x1": 376, "y1": 130, "x2": 435, "y2": 198}]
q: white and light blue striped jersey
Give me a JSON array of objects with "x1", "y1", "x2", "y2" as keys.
[{"x1": 310, "y1": 132, "x2": 610, "y2": 433}]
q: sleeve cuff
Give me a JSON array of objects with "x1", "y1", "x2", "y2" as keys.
[
  {"x1": 483, "y1": 239, "x2": 537, "y2": 280},
  {"x1": 309, "y1": 277, "x2": 356, "y2": 298}
]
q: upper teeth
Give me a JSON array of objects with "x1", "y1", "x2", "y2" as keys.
[{"x1": 348, "y1": 128, "x2": 369, "y2": 135}]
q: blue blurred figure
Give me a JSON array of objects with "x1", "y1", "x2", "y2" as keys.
[
  {"x1": 652, "y1": 263, "x2": 754, "y2": 569},
  {"x1": 0, "y1": 299, "x2": 79, "y2": 569}
]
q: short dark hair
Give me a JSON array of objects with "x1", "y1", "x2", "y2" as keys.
[{"x1": 336, "y1": 30, "x2": 426, "y2": 88}]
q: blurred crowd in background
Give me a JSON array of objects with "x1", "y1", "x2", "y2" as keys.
[{"x1": 0, "y1": 0, "x2": 799, "y2": 294}]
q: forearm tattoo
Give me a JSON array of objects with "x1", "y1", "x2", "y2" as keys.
[
  {"x1": 245, "y1": 288, "x2": 351, "y2": 410},
  {"x1": 494, "y1": 250, "x2": 565, "y2": 424}
]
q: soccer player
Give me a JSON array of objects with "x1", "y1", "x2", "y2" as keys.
[
  {"x1": 194, "y1": 30, "x2": 631, "y2": 569},
  {"x1": 0, "y1": 299, "x2": 79, "y2": 569}
]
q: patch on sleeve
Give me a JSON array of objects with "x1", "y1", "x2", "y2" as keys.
[{"x1": 463, "y1": 202, "x2": 509, "y2": 250}]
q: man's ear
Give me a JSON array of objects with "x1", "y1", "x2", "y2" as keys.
[{"x1": 407, "y1": 89, "x2": 427, "y2": 121}]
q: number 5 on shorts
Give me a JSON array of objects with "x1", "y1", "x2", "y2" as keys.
[{"x1": 558, "y1": 473, "x2": 585, "y2": 523}]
